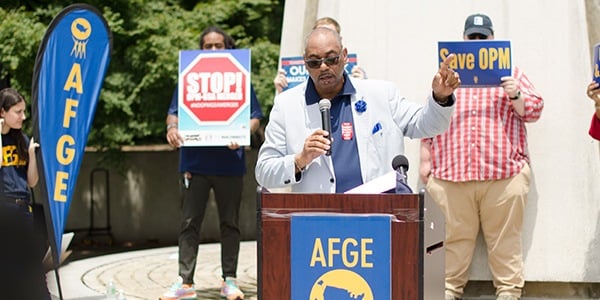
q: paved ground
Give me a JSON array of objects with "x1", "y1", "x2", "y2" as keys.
[
  {"x1": 46, "y1": 241, "x2": 597, "y2": 300},
  {"x1": 47, "y1": 241, "x2": 257, "y2": 300}
]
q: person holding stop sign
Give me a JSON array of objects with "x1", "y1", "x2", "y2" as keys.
[{"x1": 162, "y1": 26, "x2": 263, "y2": 300}]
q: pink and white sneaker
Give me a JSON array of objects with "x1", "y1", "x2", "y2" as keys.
[
  {"x1": 220, "y1": 277, "x2": 244, "y2": 300},
  {"x1": 159, "y1": 276, "x2": 197, "y2": 300}
]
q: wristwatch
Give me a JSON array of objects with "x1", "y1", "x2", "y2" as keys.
[
  {"x1": 166, "y1": 123, "x2": 178, "y2": 131},
  {"x1": 509, "y1": 91, "x2": 521, "y2": 100}
]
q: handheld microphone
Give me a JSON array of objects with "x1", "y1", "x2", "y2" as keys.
[
  {"x1": 391, "y1": 154, "x2": 413, "y2": 194},
  {"x1": 318, "y1": 99, "x2": 332, "y2": 156}
]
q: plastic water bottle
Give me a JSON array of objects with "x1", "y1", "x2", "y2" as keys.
[
  {"x1": 116, "y1": 288, "x2": 127, "y2": 300},
  {"x1": 105, "y1": 279, "x2": 117, "y2": 299}
]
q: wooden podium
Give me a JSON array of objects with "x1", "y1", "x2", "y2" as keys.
[{"x1": 256, "y1": 190, "x2": 445, "y2": 299}]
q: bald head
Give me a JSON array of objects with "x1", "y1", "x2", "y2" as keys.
[
  {"x1": 313, "y1": 17, "x2": 341, "y2": 34},
  {"x1": 304, "y1": 27, "x2": 343, "y2": 55}
]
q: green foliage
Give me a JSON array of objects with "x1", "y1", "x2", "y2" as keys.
[
  {"x1": 0, "y1": 7, "x2": 47, "y2": 100},
  {"x1": 250, "y1": 39, "x2": 280, "y2": 116},
  {"x1": 0, "y1": 0, "x2": 283, "y2": 148}
]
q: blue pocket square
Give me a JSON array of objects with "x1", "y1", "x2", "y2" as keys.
[{"x1": 372, "y1": 122, "x2": 382, "y2": 134}]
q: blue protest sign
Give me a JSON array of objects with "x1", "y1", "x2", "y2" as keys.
[
  {"x1": 593, "y1": 43, "x2": 600, "y2": 84},
  {"x1": 438, "y1": 40, "x2": 512, "y2": 87}
]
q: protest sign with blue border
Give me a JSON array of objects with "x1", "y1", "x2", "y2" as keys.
[{"x1": 178, "y1": 49, "x2": 251, "y2": 146}]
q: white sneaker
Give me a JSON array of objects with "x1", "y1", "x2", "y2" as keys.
[{"x1": 159, "y1": 276, "x2": 197, "y2": 300}]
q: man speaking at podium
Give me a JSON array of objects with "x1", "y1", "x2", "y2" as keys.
[{"x1": 256, "y1": 27, "x2": 461, "y2": 193}]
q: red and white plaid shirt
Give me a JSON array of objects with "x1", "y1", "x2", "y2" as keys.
[{"x1": 428, "y1": 67, "x2": 544, "y2": 182}]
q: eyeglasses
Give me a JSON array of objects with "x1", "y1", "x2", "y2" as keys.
[
  {"x1": 304, "y1": 55, "x2": 341, "y2": 69},
  {"x1": 467, "y1": 33, "x2": 488, "y2": 40}
]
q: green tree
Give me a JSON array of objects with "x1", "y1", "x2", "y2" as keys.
[
  {"x1": 0, "y1": 0, "x2": 282, "y2": 148},
  {"x1": 0, "y1": 6, "x2": 58, "y2": 100}
]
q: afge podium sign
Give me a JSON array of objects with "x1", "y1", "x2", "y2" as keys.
[
  {"x1": 291, "y1": 214, "x2": 392, "y2": 300},
  {"x1": 438, "y1": 40, "x2": 512, "y2": 87},
  {"x1": 178, "y1": 49, "x2": 251, "y2": 146}
]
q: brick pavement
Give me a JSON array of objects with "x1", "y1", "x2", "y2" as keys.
[
  {"x1": 47, "y1": 241, "x2": 257, "y2": 300},
  {"x1": 46, "y1": 240, "x2": 590, "y2": 300}
]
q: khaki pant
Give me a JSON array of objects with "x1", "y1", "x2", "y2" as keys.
[{"x1": 426, "y1": 164, "x2": 531, "y2": 298}]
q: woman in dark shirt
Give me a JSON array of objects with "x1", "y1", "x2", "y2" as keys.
[{"x1": 0, "y1": 87, "x2": 47, "y2": 299}]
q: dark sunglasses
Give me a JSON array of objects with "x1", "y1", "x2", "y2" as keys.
[
  {"x1": 304, "y1": 55, "x2": 341, "y2": 69},
  {"x1": 467, "y1": 33, "x2": 488, "y2": 40}
]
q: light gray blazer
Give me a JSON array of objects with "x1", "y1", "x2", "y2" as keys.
[{"x1": 255, "y1": 77, "x2": 454, "y2": 193}]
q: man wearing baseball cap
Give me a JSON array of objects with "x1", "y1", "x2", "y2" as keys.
[
  {"x1": 420, "y1": 13, "x2": 544, "y2": 300},
  {"x1": 464, "y1": 13, "x2": 494, "y2": 38}
]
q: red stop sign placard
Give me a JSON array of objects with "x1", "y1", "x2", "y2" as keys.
[{"x1": 180, "y1": 52, "x2": 249, "y2": 123}]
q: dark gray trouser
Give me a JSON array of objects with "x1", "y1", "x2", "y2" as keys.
[{"x1": 178, "y1": 174, "x2": 243, "y2": 284}]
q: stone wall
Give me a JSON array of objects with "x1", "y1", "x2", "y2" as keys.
[{"x1": 41, "y1": 146, "x2": 260, "y2": 246}]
